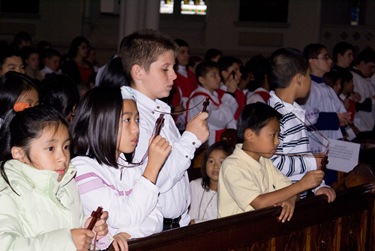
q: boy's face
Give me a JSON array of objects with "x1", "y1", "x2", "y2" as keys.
[
  {"x1": 221, "y1": 63, "x2": 241, "y2": 84},
  {"x1": 45, "y1": 56, "x2": 61, "y2": 72},
  {"x1": 246, "y1": 118, "x2": 280, "y2": 161},
  {"x1": 358, "y1": 60, "x2": 375, "y2": 78},
  {"x1": 199, "y1": 68, "x2": 221, "y2": 92},
  {"x1": 338, "y1": 49, "x2": 354, "y2": 68},
  {"x1": 0, "y1": 56, "x2": 25, "y2": 76},
  {"x1": 310, "y1": 48, "x2": 332, "y2": 76},
  {"x1": 176, "y1": 46, "x2": 189, "y2": 66},
  {"x1": 299, "y1": 68, "x2": 312, "y2": 98},
  {"x1": 136, "y1": 50, "x2": 177, "y2": 100}
]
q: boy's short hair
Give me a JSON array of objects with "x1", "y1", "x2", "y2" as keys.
[
  {"x1": 43, "y1": 48, "x2": 61, "y2": 60},
  {"x1": 0, "y1": 48, "x2": 22, "y2": 68},
  {"x1": 195, "y1": 61, "x2": 219, "y2": 84},
  {"x1": 354, "y1": 47, "x2": 375, "y2": 65},
  {"x1": 203, "y1": 48, "x2": 223, "y2": 62},
  {"x1": 332, "y1": 41, "x2": 354, "y2": 63},
  {"x1": 237, "y1": 102, "x2": 282, "y2": 142},
  {"x1": 324, "y1": 68, "x2": 353, "y2": 91},
  {"x1": 119, "y1": 29, "x2": 177, "y2": 84},
  {"x1": 174, "y1": 39, "x2": 189, "y2": 48},
  {"x1": 303, "y1": 43, "x2": 327, "y2": 60},
  {"x1": 217, "y1": 56, "x2": 242, "y2": 73},
  {"x1": 269, "y1": 48, "x2": 308, "y2": 89}
]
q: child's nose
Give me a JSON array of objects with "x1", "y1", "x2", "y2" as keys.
[
  {"x1": 170, "y1": 69, "x2": 177, "y2": 81},
  {"x1": 57, "y1": 150, "x2": 68, "y2": 162}
]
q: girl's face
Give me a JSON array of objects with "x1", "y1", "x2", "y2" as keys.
[
  {"x1": 247, "y1": 118, "x2": 280, "y2": 161},
  {"x1": 117, "y1": 100, "x2": 140, "y2": 157},
  {"x1": 0, "y1": 56, "x2": 25, "y2": 76},
  {"x1": 26, "y1": 53, "x2": 40, "y2": 70},
  {"x1": 342, "y1": 79, "x2": 354, "y2": 94},
  {"x1": 200, "y1": 68, "x2": 221, "y2": 93},
  {"x1": 17, "y1": 88, "x2": 39, "y2": 107},
  {"x1": 15, "y1": 124, "x2": 71, "y2": 182},
  {"x1": 333, "y1": 79, "x2": 342, "y2": 95},
  {"x1": 205, "y1": 149, "x2": 228, "y2": 183},
  {"x1": 78, "y1": 42, "x2": 89, "y2": 58}
]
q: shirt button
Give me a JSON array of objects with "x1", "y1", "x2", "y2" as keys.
[
  {"x1": 185, "y1": 155, "x2": 189, "y2": 158},
  {"x1": 152, "y1": 111, "x2": 155, "y2": 114},
  {"x1": 157, "y1": 106, "x2": 160, "y2": 109},
  {"x1": 192, "y1": 142, "x2": 196, "y2": 145}
]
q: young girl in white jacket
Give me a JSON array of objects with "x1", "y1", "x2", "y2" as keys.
[
  {"x1": 71, "y1": 86, "x2": 171, "y2": 245},
  {"x1": 0, "y1": 105, "x2": 111, "y2": 251}
]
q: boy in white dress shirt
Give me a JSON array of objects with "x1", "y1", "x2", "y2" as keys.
[{"x1": 119, "y1": 29, "x2": 209, "y2": 231}]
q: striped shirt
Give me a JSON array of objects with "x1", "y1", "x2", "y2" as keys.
[{"x1": 268, "y1": 91, "x2": 317, "y2": 182}]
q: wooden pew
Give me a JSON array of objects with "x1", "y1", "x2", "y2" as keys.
[{"x1": 125, "y1": 183, "x2": 375, "y2": 251}]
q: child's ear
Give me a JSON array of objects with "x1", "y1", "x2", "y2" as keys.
[
  {"x1": 11, "y1": 147, "x2": 26, "y2": 162},
  {"x1": 244, "y1": 128, "x2": 255, "y2": 143},
  {"x1": 294, "y1": 73, "x2": 303, "y2": 87},
  {"x1": 221, "y1": 70, "x2": 228, "y2": 80},
  {"x1": 130, "y1": 64, "x2": 144, "y2": 80},
  {"x1": 198, "y1": 76, "x2": 205, "y2": 85}
]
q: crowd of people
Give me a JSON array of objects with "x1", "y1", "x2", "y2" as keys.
[{"x1": 0, "y1": 30, "x2": 374, "y2": 250}]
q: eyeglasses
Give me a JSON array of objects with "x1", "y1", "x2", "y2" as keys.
[{"x1": 313, "y1": 55, "x2": 331, "y2": 61}]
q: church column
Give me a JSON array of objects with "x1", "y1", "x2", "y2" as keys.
[{"x1": 118, "y1": 0, "x2": 161, "y2": 46}]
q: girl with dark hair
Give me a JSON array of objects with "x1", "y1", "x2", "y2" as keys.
[
  {"x1": 61, "y1": 36, "x2": 94, "y2": 90},
  {"x1": 39, "y1": 74, "x2": 80, "y2": 123},
  {"x1": 0, "y1": 105, "x2": 110, "y2": 250},
  {"x1": 71, "y1": 86, "x2": 171, "y2": 248},
  {"x1": 0, "y1": 71, "x2": 39, "y2": 128},
  {"x1": 99, "y1": 57, "x2": 128, "y2": 87},
  {"x1": 188, "y1": 141, "x2": 234, "y2": 224}
]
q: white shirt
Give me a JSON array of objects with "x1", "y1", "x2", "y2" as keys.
[
  {"x1": 119, "y1": 88, "x2": 202, "y2": 227},
  {"x1": 351, "y1": 69, "x2": 375, "y2": 131},
  {"x1": 187, "y1": 86, "x2": 237, "y2": 145},
  {"x1": 188, "y1": 178, "x2": 218, "y2": 223},
  {"x1": 302, "y1": 79, "x2": 346, "y2": 152},
  {"x1": 268, "y1": 91, "x2": 317, "y2": 181},
  {"x1": 72, "y1": 156, "x2": 162, "y2": 238},
  {"x1": 246, "y1": 87, "x2": 269, "y2": 104}
]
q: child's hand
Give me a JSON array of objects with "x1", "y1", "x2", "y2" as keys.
[
  {"x1": 71, "y1": 228, "x2": 94, "y2": 251},
  {"x1": 313, "y1": 153, "x2": 324, "y2": 170},
  {"x1": 112, "y1": 232, "x2": 130, "y2": 251},
  {"x1": 275, "y1": 197, "x2": 296, "y2": 223},
  {"x1": 300, "y1": 170, "x2": 324, "y2": 190},
  {"x1": 143, "y1": 135, "x2": 172, "y2": 184},
  {"x1": 148, "y1": 135, "x2": 172, "y2": 170},
  {"x1": 315, "y1": 187, "x2": 336, "y2": 203},
  {"x1": 337, "y1": 112, "x2": 351, "y2": 126},
  {"x1": 186, "y1": 112, "x2": 209, "y2": 143},
  {"x1": 226, "y1": 78, "x2": 238, "y2": 93},
  {"x1": 92, "y1": 211, "x2": 109, "y2": 239},
  {"x1": 343, "y1": 98, "x2": 351, "y2": 110},
  {"x1": 351, "y1": 92, "x2": 361, "y2": 102}
]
